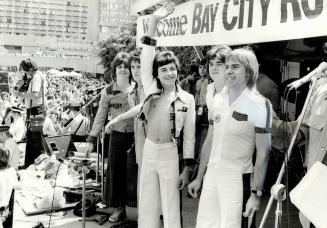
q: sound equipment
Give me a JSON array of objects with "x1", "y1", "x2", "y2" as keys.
[
  {"x1": 0, "y1": 71, "x2": 8, "y2": 84},
  {"x1": 0, "y1": 71, "x2": 9, "y2": 92},
  {"x1": 44, "y1": 134, "x2": 77, "y2": 159},
  {"x1": 0, "y1": 84, "x2": 9, "y2": 92}
]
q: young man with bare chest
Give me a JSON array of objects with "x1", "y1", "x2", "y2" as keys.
[{"x1": 137, "y1": 3, "x2": 195, "y2": 228}]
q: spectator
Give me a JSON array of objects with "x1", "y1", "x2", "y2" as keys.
[
  {"x1": 0, "y1": 126, "x2": 20, "y2": 170},
  {"x1": 180, "y1": 64, "x2": 199, "y2": 96}
]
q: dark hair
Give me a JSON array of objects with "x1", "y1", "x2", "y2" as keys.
[
  {"x1": 189, "y1": 64, "x2": 198, "y2": 75},
  {"x1": 205, "y1": 45, "x2": 232, "y2": 63},
  {"x1": 19, "y1": 58, "x2": 38, "y2": 72},
  {"x1": 0, "y1": 147, "x2": 9, "y2": 170},
  {"x1": 128, "y1": 48, "x2": 141, "y2": 65},
  {"x1": 110, "y1": 52, "x2": 132, "y2": 83},
  {"x1": 198, "y1": 59, "x2": 207, "y2": 66},
  {"x1": 152, "y1": 51, "x2": 181, "y2": 90}
]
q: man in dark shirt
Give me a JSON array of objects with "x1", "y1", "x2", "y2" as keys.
[{"x1": 180, "y1": 64, "x2": 199, "y2": 96}]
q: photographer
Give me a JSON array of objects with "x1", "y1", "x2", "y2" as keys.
[{"x1": 15, "y1": 59, "x2": 47, "y2": 168}]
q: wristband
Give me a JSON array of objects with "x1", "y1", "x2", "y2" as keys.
[
  {"x1": 141, "y1": 35, "x2": 157, "y2": 46},
  {"x1": 251, "y1": 189, "x2": 263, "y2": 197}
]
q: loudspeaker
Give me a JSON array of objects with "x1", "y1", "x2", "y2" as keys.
[
  {"x1": 44, "y1": 134, "x2": 77, "y2": 159},
  {"x1": 0, "y1": 84, "x2": 9, "y2": 92},
  {"x1": 0, "y1": 71, "x2": 9, "y2": 93},
  {"x1": 0, "y1": 71, "x2": 8, "y2": 84}
]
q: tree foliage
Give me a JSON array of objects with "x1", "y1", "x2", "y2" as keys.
[
  {"x1": 97, "y1": 32, "x2": 136, "y2": 82},
  {"x1": 164, "y1": 45, "x2": 211, "y2": 79},
  {"x1": 98, "y1": 27, "x2": 211, "y2": 82}
]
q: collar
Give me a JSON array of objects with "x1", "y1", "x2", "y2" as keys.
[
  {"x1": 112, "y1": 83, "x2": 121, "y2": 92},
  {"x1": 174, "y1": 85, "x2": 188, "y2": 104},
  {"x1": 107, "y1": 82, "x2": 127, "y2": 95},
  {"x1": 127, "y1": 81, "x2": 139, "y2": 95},
  {"x1": 141, "y1": 85, "x2": 187, "y2": 112},
  {"x1": 220, "y1": 86, "x2": 252, "y2": 104}
]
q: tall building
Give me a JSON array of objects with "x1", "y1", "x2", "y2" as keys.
[
  {"x1": 0, "y1": 0, "x2": 136, "y2": 73},
  {"x1": 98, "y1": 0, "x2": 136, "y2": 40},
  {"x1": 0, "y1": 0, "x2": 90, "y2": 39}
]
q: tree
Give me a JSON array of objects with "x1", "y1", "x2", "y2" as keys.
[
  {"x1": 98, "y1": 32, "x2": 136, "y2": 82},
  {"x1": 164, "y1": 45, "x2": 211, "y2": 80}
]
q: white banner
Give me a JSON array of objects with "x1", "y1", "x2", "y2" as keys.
[{"x1": 136, "y1": 0, "x2": 327, "y2": 47}]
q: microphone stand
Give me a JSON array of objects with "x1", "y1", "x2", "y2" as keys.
[
  {"x1": 64, "y1": 91, "x2": 102, "y2": 188},
  {"x1": 82, "y1": 161, "x2": 87, "y2": 228},
  {"x1": 64, "y1": 91, "x2": 102, "y2": 128},
  {"x1": 93, "y1": 135, "x2": 101, "y2": 187},
  {"x1": 101, "y1": 127, "x2": 105, "y2": 204},
  {"x1": 259, "y1": 76, "x2": 320, "y2": 228}
]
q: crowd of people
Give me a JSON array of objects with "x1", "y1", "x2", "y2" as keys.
[{"x1": 0, "y1": 2, "x2": 326, "y2": 228}]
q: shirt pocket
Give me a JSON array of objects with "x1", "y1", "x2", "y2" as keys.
[
  {"x1": 306, "y1": 113, "x2": 326, "y2": 131},
  {"x1": 228, "y1": 111, "x2": 249, "y2": 135},
  {"x1": 175, "y1": 102, "x2": 189, "y2": 133}
]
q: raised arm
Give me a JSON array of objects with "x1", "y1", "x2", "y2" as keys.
[{"x1": 141, "y1": 2, "x2": 175, "y2": 95}]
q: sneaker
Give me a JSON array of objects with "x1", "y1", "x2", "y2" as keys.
[{"x1": 109, "y1": 207, "x2": 126, "y2": 223}]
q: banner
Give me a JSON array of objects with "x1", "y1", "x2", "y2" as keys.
[{"x1": 136, "y1": 0, "x2": 327, "y2": 47}]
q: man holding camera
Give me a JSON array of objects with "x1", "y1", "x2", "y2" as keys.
[{"x1": 14, "y1": 59, "x2": 47, "y2": 168}]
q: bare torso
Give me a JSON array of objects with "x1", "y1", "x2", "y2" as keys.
[{"x1": 147, "y1": 92, "x2": 175, "y2": 143}]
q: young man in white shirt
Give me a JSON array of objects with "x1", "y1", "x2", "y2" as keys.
[
  {"x1": 189, "y1": 48, "x2": 272, "y2": 228},
  {"x1": 15, "y1": 59, "x2": 47, "y2": 167}
]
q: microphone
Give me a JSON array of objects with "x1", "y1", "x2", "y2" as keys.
[
  {"x1": 63, "y1": 118, "x2": 73, "y2": 127},
  {"x1": 287, "y1": 62, "x2": 327, "y2": 90}
]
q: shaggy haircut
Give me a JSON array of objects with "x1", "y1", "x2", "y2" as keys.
[
  {"x1": 19, "y1": 58, "x2": 38, "y2": 72},
  {"x1": 0, "y1": 147, "x2": 9, "y2": 170},
  {"x1": 152, "y1": 51, "x2": 180, "y2": 89},
  {"x1": 226, "y1": 47, "x2": 259, "y2": 89},
  {"x1": 110, "y1": 52, "x2": 132, "y2": 83}
]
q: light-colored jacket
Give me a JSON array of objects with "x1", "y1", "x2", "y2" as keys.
[
  {"x1": 87, "y1": 83, "x2": 134, "y2": 143},
  {"x1": 137, "y1": 44, "x2": 195, "y2": 165}
]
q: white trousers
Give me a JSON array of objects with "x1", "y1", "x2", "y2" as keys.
[
  {"x1": 196, "y1": 165, "x2": 243, "y2": 228},
  {"x1": 138, "y1": 138, "x2": 181, "y2": 228}
]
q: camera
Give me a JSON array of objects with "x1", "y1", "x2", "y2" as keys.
[{"x1": 14, "y1": 74, "x2": 31, "y2": 93}]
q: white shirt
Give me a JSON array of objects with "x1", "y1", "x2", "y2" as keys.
[
  {"x1": 43, "y1": 117, "x2": 57, "y2": 136},
  {"x1": 209, "y1": 87, "x2": 271, "y2": 173},
  {"x1": 65, "y1": 113, "x2": 90, "y2": 136},
  {"x1": 206, "y1": 82, "x2": 225, "y2": 123},
  {"x1": 9, "y1": 116, "x2": 26, "y2": 143},
  {"x1": 4, "y1": 138, "x2": 20, "y2": 169},
  {"x1": 25, "y1": 71, "x2": 46, "y2": 108},
  {"x1": 0, "y1": 167, "x2": 18, "y2": 207}
]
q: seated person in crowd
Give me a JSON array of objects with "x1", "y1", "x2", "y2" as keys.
[
  {"x1": 64, "y1": 101, "x2": 90, "y2": 142},
  {"x1": 9, "y1": 106, "x2": 26, "y2": 143},
  {"x1": 0, "y1": 126, "x2": 20, "y2": 170},
  {"x1": 0, "y1": 147, "x2": 18, "y2": 228}
]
